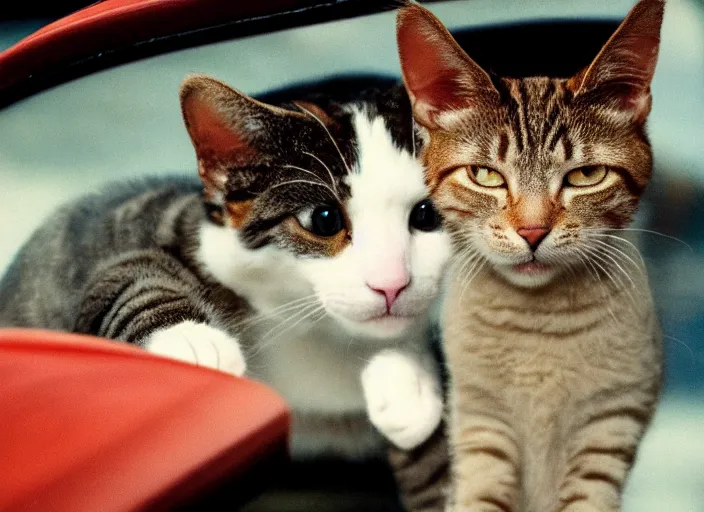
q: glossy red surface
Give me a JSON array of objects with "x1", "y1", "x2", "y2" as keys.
[
  {"x1": 0, "y1": 0, "x2": 300, "y2": 92},
  {"x1": 0, "y1": 328, "x2": 290, "y2": 512}
]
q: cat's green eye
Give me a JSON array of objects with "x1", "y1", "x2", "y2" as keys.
[
  {"x1": 468, "y1": 166, "x2": 506, "y2": 188},
  {"x1": 565, "y1": 166, "x2": 608, "y2": 187}
]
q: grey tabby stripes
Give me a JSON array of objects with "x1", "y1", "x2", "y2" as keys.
[
  {"x1": 0, "y1": 177, "x2": 248, "y2": 342},
  {"x1": 389, "y1": 425, "x2": 450, "y2": 512},
  {"x1": 291, "y1": 411, "x2": 384, "y2": 460},
  {"x1": 74, "y1": 250, "x2": 212, "y2": 342}
]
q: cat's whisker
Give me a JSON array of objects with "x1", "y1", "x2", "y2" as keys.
[
  {"x1": 311, "y1": 308, "x2": 329, "y2": 327},
  {"x1": 344, "y1": 333, "x2": 360, "y2": 355},
  {"x1": 248, "y1": 302, "x2": 325, "y2": 356},
  {"x1": 580, "y1": 246, "x2": 624, "y2": 290},
  {"x1": 458, "y1": 257, "x2": 486, "y2": 305},
  {"x1": 590, "y1": 244, "x2": 644, "y2": 294},
  {"x1": 588, "y1": 238, "x2": 644, "y2": 276},
  {"x1": 583, "y1": 233, "x2": 647, "y2": 267},
  {"x1": 583, "y1": 248, "x2": 625, "y2": 288},
  {"x1": 452, "y1": 249, "x2": 479, "y2": 284},
  {"x1": 559, "y1": 247, "x2": 601, "y2": 282},
  {"x1": 260, "y1": 304, "x2": 328, "y2": 350},
  {"x1": 583, "y1": 227, "x2": 692, "y2": 252},
  {"x1": 236, "y1": 305, "x2": 326, "y2": 342},
  {"x1": 581, "y1": 258, "x2": 633, "y2": 333},
  {"x1": 574, "y1": 249, "x2": 622, "y2": 327},
  {"x1": 410, "y1": 114, "x2": 417, "y2": 160},
  {"x1": 236, "y1": 303, "x2": 317, "y2": 332},
  {"x1": 234, "y1": 294, "x2": 321, "y2": 330},
  {"x1": 295, "y1": 104, "x2": 352, "y2": 175},
  {"x1": 584, "y1": 268, "x2": 623, "y2": 335},
  {"x1": 247, "y1": 293, "x2": 320, "y2": 312},
  {"x1": 556, "y1": 252, "x2": 587, "y2": 285},
  {"x1": 301, "y1": 151, "x2": 340, "y2": 197},
  {"x1": 569, "y1": 255, "x2": 594, "y2": 284},
  {"x1": 264, "y1": 291, "x2": 332, "y2": 322},
  {"x1": 271, "y1": 176, "x2": 340, "y2": 200},
  {"x1": 448, "y1": 234, "x2": 484, "y2": 303},
  {"x1": 571, "y1": 253, "x2": 607, "y2": 311},
  {"x1": 663, "y1": 334, "x2": 695, "y2": 366},
  {"x1": 582, "y1": 246, "x2": 640, "y2": 310},
  {"x1": 281, "y1": 163, "x2": 340, "y2": 200},
  {"x1": 587, "y1": 245, "x2": 637, "y2": 290},
  {"x1": 452, "y1": 245, "x2": 479, "y2": 278},
  {"x1": 459, "y1": 256, "x2": 481, "y2": 281}
]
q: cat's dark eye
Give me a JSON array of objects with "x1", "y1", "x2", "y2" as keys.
[
  {"x1": 565, "y1": 166, "x2": 608, "y2": 187},
  {"x1": 310, "y1": 205, "x2": 345, "y2": 237},
  {"x1": 466, "y1": 165, "x2": 506, "y2": 188},
  {"x1": 409, "y1": 199, "x2": 441, "y2": 232}
]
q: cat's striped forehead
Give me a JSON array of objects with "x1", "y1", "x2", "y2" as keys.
[{"x1": 425, "y1": 76, "x2": 652, "y2": 195}]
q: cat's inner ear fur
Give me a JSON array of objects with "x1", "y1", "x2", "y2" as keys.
[
  {"x1": 180, "y1": 74, "x2": 311, "y2": 227},
  {"x1": 396, "y1": 4, "x2": 499, "y2": 129},
  {"x1": 566, "y1": 0, "x2": 664, "y2": 123}
]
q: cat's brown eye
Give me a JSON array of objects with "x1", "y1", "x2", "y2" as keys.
[
  {"x1": 467, "y1": 166, "x2": 506, "y2": 188},
  {"x1": 565, "y1": 166, "x2": 608, "y2": 187}
]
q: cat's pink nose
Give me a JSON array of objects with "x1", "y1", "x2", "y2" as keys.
[
  {"x1": 367, "y1": 274, "x2": 410, "y2": 311},
  {"x1": 517, "y1": 226, "x2": 550, "y2": 250}
]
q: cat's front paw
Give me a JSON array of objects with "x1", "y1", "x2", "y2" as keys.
[
  {"x1": 143, "y1": 321, "x2": 246, "y2": 376},
  {"x1": 361, "y1": 350, "x2": 443, "y2": 450}
]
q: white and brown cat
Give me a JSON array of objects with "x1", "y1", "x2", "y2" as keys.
[{"x1": 362, "y1": 1, "x2": 665, "y2": 510}]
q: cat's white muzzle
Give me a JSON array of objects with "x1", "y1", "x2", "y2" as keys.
[{"x1": 321, "y1": 284, "x2": 436, "y2": 340}]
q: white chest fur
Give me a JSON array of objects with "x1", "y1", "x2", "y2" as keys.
[{"x1": 246, "y1": 315, "x2": 428, "y2": 414}]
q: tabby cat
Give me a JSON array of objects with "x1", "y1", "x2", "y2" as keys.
[
  {"x1": 363, "y1": 1, "x2": 665, "y2": 510},
  {"x1": 0, "y1": 75, "x2": 450, "y2": 462}
]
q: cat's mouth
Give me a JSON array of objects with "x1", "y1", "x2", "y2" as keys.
[
  {"x1": 331, "y1": 310, "x2": 419, "y2": 341},
  {"x1": 512, "y1": 261, "x2": 552, "y2": 274},
  {"x1": 493, "y1": 257, "x2": 560, "y2": 289},
  {"x1": 360, "y1": 311, "x2": 420, "y2": 334},
  {"x1": 364, "y1": 311, "x2": 416, "y2": 324}
]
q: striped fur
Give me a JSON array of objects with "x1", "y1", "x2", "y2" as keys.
[
  {"x1": 392, "y1": 1, "x2": 665, "y2": 510},
  {"x1": 441, "y1": 267, "x2": 661, "y2": 511},
  {"x1": 389, "y1": 425, "x2": 451, "y2": 512},
  {"x1": 0, "y1": 178, "x2": 215, "y2": 337}
]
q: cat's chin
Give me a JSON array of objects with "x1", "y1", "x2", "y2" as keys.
[
  {"x1": 492, "y1": 262, "x2": 561, "y2": 289},
  {"x1": 334, "y1": 313, "x2": 418, "y2": 341}
]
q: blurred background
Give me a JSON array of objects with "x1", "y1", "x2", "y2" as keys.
[{"x1": 1, "y1": 0, "x2": 702, "y2": 510}]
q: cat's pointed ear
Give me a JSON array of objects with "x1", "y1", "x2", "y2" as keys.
[
  {"x1": 567, "y1": 0, "x2": 664, "y2": 123},
  {"x1": 396, "y1": 4, "x2": 498, "y2": 129},
  {"x1": 180, "y1": 75, "x2": 306, "y2": 196}
]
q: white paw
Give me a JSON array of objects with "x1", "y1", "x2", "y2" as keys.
[
  {"x1": 143, "y1": 321, "x2": 246, "y2": 376},
  {"x1": 361, "y1": 350, "x2": 443, "y2": 450}
]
